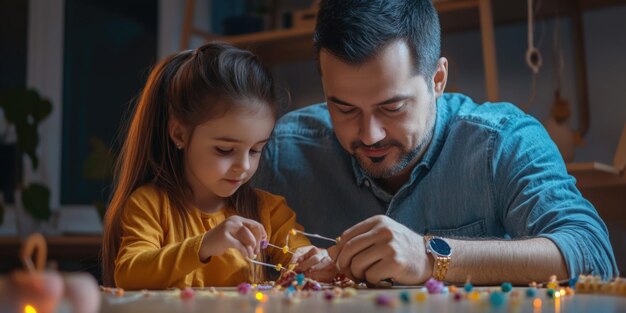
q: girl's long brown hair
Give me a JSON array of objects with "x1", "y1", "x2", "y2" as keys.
[{"x1": 102, "y1": 42, "x2": 277, "y2": 287}]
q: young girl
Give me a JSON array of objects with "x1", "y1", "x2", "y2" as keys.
[{"x1": 102, "y1": 42, "x2": 332, "y2": 289}]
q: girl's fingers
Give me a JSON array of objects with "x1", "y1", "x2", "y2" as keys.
[
  {"x1": 234, "y1": 225, "x2": 257, "y2": 257},
  {"x1": 291, "y1": 246, "x2": 318, "y2": 264},
  {"x1": 227, "y1": 233, "x2": 254, "y2": 259},
  {"x1": 241, "y1": 219, "x2": 267, "y2": 254},
  {"x1": 309, "y1": 255, "x2": 334, "y2": 272},
  {"x1": 294, "y1": 247, "x2": 329, "y2": 271}
]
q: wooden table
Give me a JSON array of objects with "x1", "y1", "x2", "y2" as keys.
[
  {"x1": 2, "y1": 277, "x2": 626, "y2": 313},
  {"x1": 96, "y1": 287, "x2": 626, "y2": 313}
]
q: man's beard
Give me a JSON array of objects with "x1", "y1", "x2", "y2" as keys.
[{"x1": 351, "y1": 127, "x2": 434, "y2": 179}]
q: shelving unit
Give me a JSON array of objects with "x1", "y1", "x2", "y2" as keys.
[
  {"x1": 180, "y1": 0, "x2": 500, "y2": 101},
  {"x1": 180, "y1": 0, "x2": 626, "y2": 103}
]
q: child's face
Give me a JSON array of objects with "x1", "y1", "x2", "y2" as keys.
[{"x1": 181, "y1": 101, "x2": 275, "y2": 210}]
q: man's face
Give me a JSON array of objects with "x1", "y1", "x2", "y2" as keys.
[{"x1": 320, "y1": 40, "x2": 446, "y2": 180}]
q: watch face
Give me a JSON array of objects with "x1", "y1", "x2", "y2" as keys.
[{"x1": 429, "y1": 238, "x2": 452, "y2": 257}]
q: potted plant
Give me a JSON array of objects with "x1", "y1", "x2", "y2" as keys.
[{"x1": 0, "y1": 87, "x2": 53, "y2": 226}]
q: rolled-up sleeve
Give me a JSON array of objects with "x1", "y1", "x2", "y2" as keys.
[{"x1": 493, "y1": 115, "x2": 618, "y2": 279}]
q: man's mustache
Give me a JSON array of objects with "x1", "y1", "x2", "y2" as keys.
[{"x1": 351, "y1": 140, "x2": 403, "y2": 151}]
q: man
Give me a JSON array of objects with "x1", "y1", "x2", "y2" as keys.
[{"x1": 254, "y1": 0, "x2": 617, "y2": 284}]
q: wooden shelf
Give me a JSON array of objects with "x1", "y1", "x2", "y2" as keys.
[
  {"x1": 195, "y1": 0, "x2": 626, "y2": 63},
  {"x1": 181, "y1": 0, "x2": 626, "y2": 102},
  {"x1": 201, "y1": 0, "x2": 484, "y2": 65},
  {"x1": 187, "y1": 0, "x2": 499, "y2": 101},
  {"x1": 0, "y1": 235, "x2": 102, "y2": 259}
]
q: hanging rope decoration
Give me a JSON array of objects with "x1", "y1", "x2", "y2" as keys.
[
  {"x1": 526, "y1": 0, "x2": 543, "y2": 74},
  {"x1": 525, "y1": 0, "x2": 545, "y2": 110}
]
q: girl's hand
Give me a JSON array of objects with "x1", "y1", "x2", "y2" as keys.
[
  {"x1": 291, "y1": 246, "x2": 338, "y2": 282},
  {"x1": 199, "y1": 216, "x2": 267, "y2": 262}
]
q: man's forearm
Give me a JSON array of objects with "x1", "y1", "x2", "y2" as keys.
[{"x1": 444, "y1": 237, "x2": 568, "y2": 285}]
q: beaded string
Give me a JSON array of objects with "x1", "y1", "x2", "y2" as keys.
[
  {"x1": 246, "y1": 257, "x2": 297, "y2": 272},
  {"x1": 261, "y1": 240, "x2": 294, "y2": 255},
  {"x1": 249, "y1": 228, "x2": 338, "y2": 280},
  {"x1": 290, "y1": 229, "x2": 339, "y2": 243}
]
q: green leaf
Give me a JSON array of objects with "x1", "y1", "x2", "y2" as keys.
[
  {"x1": 0, "y1": 88, "x2": 29, "y2": 125},
  {"x1": 22, "y1": 183, "x2": 51, "y2": 221},
  {"x1": 31, "y1": 97, "x2": 52, "y2": 124},
  {"x1": 0, "y1": 88, "x2": 51, "y2": 170},
  {"x1": 15, "y1": 123, "x2": 39, "y2": 169}
]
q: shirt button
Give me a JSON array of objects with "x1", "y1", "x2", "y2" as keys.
[{"x1": 364, "y1": 180, "x2": 371, "y2": 187}]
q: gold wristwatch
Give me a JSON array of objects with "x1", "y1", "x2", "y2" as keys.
[{"x1": 424, "y1": 235, "x2": 452, "y2": 281}]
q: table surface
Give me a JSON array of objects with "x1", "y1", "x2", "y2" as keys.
[
  {"x1": 3, "y1": 278, "x2": 626, "y2": 313},
  {"x1": 95, "y1": 287, "x2": 626, "y2": 313}
]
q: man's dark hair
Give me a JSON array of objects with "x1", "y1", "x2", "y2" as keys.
[{"x1": 313, "y1": 0, "x2": 441, "y2": 77}]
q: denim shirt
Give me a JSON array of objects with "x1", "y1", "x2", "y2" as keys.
[{"x1": 253, "y1": 93, "x2": 618, "y2": 279}]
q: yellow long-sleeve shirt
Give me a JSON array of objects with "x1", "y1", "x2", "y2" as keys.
[{"x1": 114, "y1": 184, "x2": 310, "y2": 289}]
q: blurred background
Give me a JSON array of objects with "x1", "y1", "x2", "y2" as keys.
[{"x1": 0, "y1": 0, "x2": 625, "y2": 283}]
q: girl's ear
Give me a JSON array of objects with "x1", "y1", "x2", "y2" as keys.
[{"x1": 168, "y1": 117, "x2": 188, "y2": 149}]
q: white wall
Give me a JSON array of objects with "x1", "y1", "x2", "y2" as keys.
[
  {"x1": 25, "y1": 0, "x2": 65, "y2": 210},
  {"x1": 444, "y1": 6, "x2": 626, "y2": 164}
]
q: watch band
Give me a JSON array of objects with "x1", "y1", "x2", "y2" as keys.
[{"x1": 424, "y1": 236, "x2": 451, "y2": 281}]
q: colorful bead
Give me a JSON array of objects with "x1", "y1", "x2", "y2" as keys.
[
  {"x1": 260, "y1": 240, "x2": 269, "y2": 249},
  {"x1": 255, "y1": 292, "x2": 265, "y2": 302},
  {"x1": 180, "y1": 287, "x2": 195, "y2": 300},
  {"x1": 290, "y1": 229, "x2": 297, "y2": 235},
  {"x1": 468, "y1": 291, "x2": 480, "y2": 301},
  {"x1": 415, "y1": 292, "x2": 427, "y2": 302},
  {"x1": 425, "y1": 278, "x2": 445, "y2": 294},
  {"x1": 526, "y1": 287, "x2": 537, "y2": 298},
  {"x1": 453, "y1": 292, "x2": 463, "y2": 301},
  {"x1": 489, "y1": 291, "x2": 505, "y2": 307},
  {"x1": 304, "y1": 281, "x2": 322, "y2": 291},
  {"x1": 343, "y1": 288, "x2": 357, "y2": 297},
  {"x1": 375, "y1": 294, "x2": 394, "y2": 307},
  {"x1": 448, "y1": 285, "x2": 458, "y2": 293},
  {"x1": 464, "y1": 283, "x2": 473, "y2": 292},
  {"x1": 501, "y1": 282, "x2": 513, "y2": 292},
  {"x1": 546, "y1": 288, "x2": 555, "y2": 298},
  {"x1": 237, "y1": 283, "x2": 252, "y2": 295},
  {"x1": 569, "y1": 277, "x2": 578, "y2": 288},
  {"x1": 399, "y1": 291, "x2": 411, "y2": 303},
  {"x1": 547, "y1": 282, "x2": 559, "y2": 290},
  {"x1": 296, "y1": 273, "x2": 305, "y2": 286},
  {"x1": 282, "y1": 246, "x2": 290, "y2": 254},
  {"x1": 275, "y1": 263, "x2": 283, "y2": 271},
  {"x1": 324, "y1": 291, "x2": 335, "y2": 301},
  {"x1": 115, "y1": 288, "x2": 125, "y2": 296}
]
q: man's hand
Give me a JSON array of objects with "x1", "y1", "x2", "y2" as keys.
[{"x1": 328, "y1": 215, "x2": 433, "y2": 285}]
